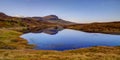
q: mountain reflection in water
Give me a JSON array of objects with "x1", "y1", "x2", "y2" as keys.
[
  {"x1": 27, "y1": 26, "x2": 64, "y2": 35},
  {"x1": 21, "y1": 27, "x2": 120, "y2": 51}
]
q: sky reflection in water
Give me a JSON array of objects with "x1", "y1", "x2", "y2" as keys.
[{"x1": 21, "y1": 29, "x2": 120, "y2": 51}]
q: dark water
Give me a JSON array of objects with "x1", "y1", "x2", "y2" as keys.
[{"x1": 21, "y1": 29, "x2": 120, "y2": 51}]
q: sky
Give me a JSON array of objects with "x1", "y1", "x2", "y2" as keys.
[{"x1": 0, "y1": 0, "x2": 120, "y2": 23}]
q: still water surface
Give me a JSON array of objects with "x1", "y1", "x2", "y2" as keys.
[{"x1": 21, "y1": 29, "x2": 120, "y2": 51}]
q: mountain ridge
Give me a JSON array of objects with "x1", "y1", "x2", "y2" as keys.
[{"x1": 0, "y1": 12, "x2": 74, "y2": 24}]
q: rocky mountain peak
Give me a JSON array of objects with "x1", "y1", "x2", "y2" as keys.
[
  {"x1": 43, "y1": 15, "x2": 59, "y2": 20},
  {"x1": 0, "y1": 12, "x2": 8, "y2": 17}
]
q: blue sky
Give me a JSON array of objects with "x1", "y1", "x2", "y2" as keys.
[{"x1": 0, "y1": 0, "x2": 120, "y2": 23}]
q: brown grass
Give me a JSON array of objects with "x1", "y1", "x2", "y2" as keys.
[{"x1": 0, "y1": 46, "x2": 120, "y2": 60}]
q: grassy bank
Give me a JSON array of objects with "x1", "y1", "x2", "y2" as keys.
[
  {"x1": 0, "y1": 29, "x2": 34, "y2": 49},
  {"x1": 0, "y1": 46, "x2": 120, "y2": 60}
]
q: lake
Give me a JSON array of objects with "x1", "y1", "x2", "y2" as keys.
[{"x1": 21, "y1": 29, "x2": 120, "y2": 51}]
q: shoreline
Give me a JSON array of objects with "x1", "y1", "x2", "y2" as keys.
[{"x1": 0, "y1": 27, "x2": 120, "y2": 60}]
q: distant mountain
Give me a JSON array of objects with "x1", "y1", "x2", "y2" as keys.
[
  {"x1": 0, "y1": 12, "x2": 58, "y2": 28},
  {"x1": 0, "y1": 12, "x2": 74, "y2": 25},
  {"x1": 0, "y1": 12, "x2": 7, "y2": 16},
  {"x1": 0, "y1": 12, "x2": 10, "y2": 18},
  {"x1": 32, "y1": 15, "x2": 75, "y2": 25}
]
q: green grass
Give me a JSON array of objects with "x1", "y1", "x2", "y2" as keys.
[{"x1": 0, "y1": 29, "x2": 34, "y2": 49}]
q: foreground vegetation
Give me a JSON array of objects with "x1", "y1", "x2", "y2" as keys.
[{"x1": 0, "y1": 46, "x2": 120, "y2": 60}]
